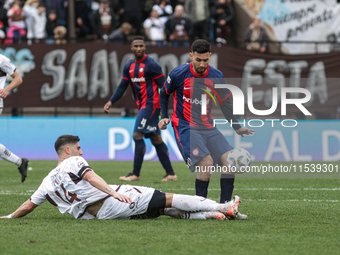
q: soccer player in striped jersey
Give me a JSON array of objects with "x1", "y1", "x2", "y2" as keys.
[
  {"x1": 104, "y1": 36, "x2": 177, "y2": 182},
  {"x1": 0, "y1": 54, "x2": 28, "y2": 182},
  {"x1": 159, "y1": 39, "x2": 254, "y2": 219},
  {"x1": 1, "y1": 135, "x2": 242, "y2": 220}
]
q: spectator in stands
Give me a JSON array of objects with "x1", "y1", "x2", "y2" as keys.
[
  {"x1": 106, "y1": 22, "x2": 132, "y2": 44},
  {"x1": 5, "y1": 1, "x2": 26, "y2": 44},
  {"x1": 143, "y1": 9, "x2": 167, "y2": 46},
  {"x1": 153, "y1": 0, "x2": 173, "y2": 24},
  {"x1": 118, "y1": 0, "x2": 145, "y2": 35},
  {"x1": 45, "y1": 10, "x2": 59, "y2": 44},
  {"x1": 89, "y1": 0, "x2": 116, "y2": 40},
  {"x1": 245, "y1": 16, "x2": 267, "y2": 53},
  {"x1": 54, "y1": 25, "x2": 67, "y2": 44},
  {"x1": 211, "y1": 0, "x2": 234, "y2": 45},
  {"x1": 30, "y1": 3, "x2": 46, "y2": 43},
  {"x1": 184, "y1": 0, "x2": 210, "y2": 40},
  {"x1": 0, "y1": 21, "x2": 5, "y2": 42},
  {"x1": 75, "y1": 0, "x2": 91, "y2": 39},
  {"x1": 23, "y1": 0, "x2": 39, "y2": 44},
  {"x1": 56, "y1": 0, "x2": 68, "y2": 26},
  {"x1": 165, "y1": 5, "x2": 193, "y2": 46}
]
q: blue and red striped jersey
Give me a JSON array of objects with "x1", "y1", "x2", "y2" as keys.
[
  {"x1": 160, "y1": 62, "x2": 240, "y2": 130},
  {"x1": 110, "y1": 55, "x2": 164, "y2": 111}
]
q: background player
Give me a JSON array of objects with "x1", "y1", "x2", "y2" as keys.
[
  {"x1": 158, "y1": 39, "x2": 254, "y2": 219},
  {"x1": 104, "y1": 36, "x2": 177, "y2": 182},
  {"x1": 1, "y1": 135, "x2": 242, "y2": 221},
  {"x1": 0, "y1": 53, "x2": 28, "y2": 182}
]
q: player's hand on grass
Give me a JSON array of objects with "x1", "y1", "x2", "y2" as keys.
[
  {"x1": 104, "y1": 101, "x2": 112, "y2": 114},
  {"x1": 112, "y1": 191, "x2": 132, "y2": 204},
  {"x1": 158, "y1": 118, "x2": 169, "y2": 130},
  {"x1": 236, "y1": 127, "x2": 255, "y2": 137}
]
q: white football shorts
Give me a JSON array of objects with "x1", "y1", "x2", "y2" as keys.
[{"x1": 96, "y1": 184, "x2": 155, "y2": 219}]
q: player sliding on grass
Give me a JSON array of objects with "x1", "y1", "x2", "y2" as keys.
[{"x1": 1, "y1": 135, "x2": 242, "y2": 220}]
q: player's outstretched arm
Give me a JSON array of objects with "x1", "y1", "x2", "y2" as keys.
[
  {"x1": 0, "y1": 71, "x2": 22, "y2": 99},
  {"x1": 0, "y1": 199, "x2": 38, "y2": 219},
  {"x1": 158, "y1": 118, "x2": 170, "y2": 130},
  {"x1": 83, "y1": 171, "x2": 132, "y2": 204},
  {"x1": 235, "y1": 127, "x2": 255, "y2": 137}
]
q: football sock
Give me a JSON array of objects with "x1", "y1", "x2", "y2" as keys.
[
  {"x1": 220, "y1": 174, "x2": 235, "y2": 203},
  {"x1": 195, "y1": 179, "x2": 210, "y2": 197},
  {"x1": 171, "y1": 194, "x2": 219, "y2": 212},
  {"x1": 155, "y1": 142, "x2": 175, "y2": 175},
  {"x1": 132, "y1": 139, "x2": 145, "y2": 177},
  {"x1": 0, "y1": 144, "x2": 21, "y2": 167},
  {"x1": 164, "y1": 208, "x2": 222, "y2": 220}
]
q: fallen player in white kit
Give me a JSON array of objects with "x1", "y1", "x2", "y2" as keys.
[{"x1": 1, "y1": 135, "x2": 243, "y2": 220}]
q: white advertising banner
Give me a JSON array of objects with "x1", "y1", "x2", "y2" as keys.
[{"x1": 246, "y1": 0, "x2": 340, "y2": 54}]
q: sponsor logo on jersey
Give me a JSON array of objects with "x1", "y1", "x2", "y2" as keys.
[
  {"x1": 167, "y1": 76, "x2": 171, "y2": 84},
  {"x1": 146, "y1": 125, "x2": 157, "y2": 131},
  {"x1": 183, "y1": 95, "x2": 210, "y2": 105},
  {"x1": 131, "y1": 77, "x2": 145, "y2": 82},
  {"x1": 139, "y1": 68, "x2": 143, "y2": 72}
]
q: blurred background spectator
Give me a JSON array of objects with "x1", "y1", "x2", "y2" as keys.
[
  {"x1": 152, "y1": 0, "x2": 173, "y2": 24},
  {"x1": 5, "y1": 0, "x2": 26, "y2": 44},
  {"x1": 143, "y1": 9, "x2": 166, "y2": 46},
  {"x1": 165, "y1": 4, "x2": 193, "y2": 46},
  {"x1": 54, "y1": 24, "x2": 67, "y2": 44},
  {"x1": 45, "y1": 9, "x2": 60, "y2": 44},
  {"x1": 184, "y1": 0, "x2": 209, "y2": 40},
  {"x1": 118, "y1": 0, "x2": 145, "y2": 35},
  {"x1": 245, "y1": 15, "x2": 267, "y2": 53},
  {"x1": 75, "y1": 0, "x2": 91, "y2": 39},
  {"x1": 107, "y1": 21, "x2": 132, "y2": 44},
  {"x1": 210, "y1": 0, "x2": 234, "y2": 46},
  {"x1": 89, "y1": 0, "x2": 116, "y2": 40},
  {"x1": 30, "y1": 3, "x2": 46, "y2": 43},
  {"x1": 23, "y1": 0, "x2": 38, "y2": 44}
]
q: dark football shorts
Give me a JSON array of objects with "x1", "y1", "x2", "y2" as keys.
[
  {"x1": 134, "y1": 108, "x2": 161, "y2": 137},
  {"x1": 173, "y1": 126, "x2": 233, "y2": 172}
]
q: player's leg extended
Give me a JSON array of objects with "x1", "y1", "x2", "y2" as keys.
[
  {"x1": 0, "y1": 143, "x2": 28, "y2": 182},
  {"x1": 119, "y1": 131, "x2": 144, "y2": 181},
  {"x1": 149, "y1": 133, "x2": 177, "y2": 181},
  {"x1": 164, "y1": 193, "x2": 240, "y2": 218},
  {"x1": 164, "y1": 208, "x2": 226, "y2": 220}
]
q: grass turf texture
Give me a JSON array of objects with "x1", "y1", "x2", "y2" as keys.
[{"x1": 0, "y1": 160, "x2": 339, "y2": 255}]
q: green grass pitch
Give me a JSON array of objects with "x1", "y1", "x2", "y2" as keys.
[{"x1": 0, "y1": 160, "x2": 339, "y2": 255}]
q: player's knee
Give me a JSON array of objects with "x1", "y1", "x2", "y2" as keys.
[
  {"x1": 133, "y1": 132, "x2": 144, "y2": 141},
  {"x1": 150, "y1": 135, "x2": 162, "y2": 145}
]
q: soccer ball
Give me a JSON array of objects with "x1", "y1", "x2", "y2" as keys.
[{"x1": 226, "y1": 148, "x2": 252, "y2": 173}]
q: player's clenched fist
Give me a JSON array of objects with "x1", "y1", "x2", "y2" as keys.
[{"x1": 158, "y1": 118, "x2": 169, "y2": 130}]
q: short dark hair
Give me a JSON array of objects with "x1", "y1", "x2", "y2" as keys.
[
  {"x1": 191, "y1": 39, "x2": 211, "y2": 54},
  {"x1": 131, "y1": 36, "x2": 145, "y2": 45},
  {"x1": 55, "y1": 135, "x2": 80, "y2": 154}
]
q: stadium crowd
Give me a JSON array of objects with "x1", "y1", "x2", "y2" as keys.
[{"x1": 0, "y1": 0, "x2": 237, "y2": 46}]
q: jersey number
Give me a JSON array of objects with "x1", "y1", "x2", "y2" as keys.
[
  {"x1": 138, "y1": 118, "x2": 147, "y2": 129},
  {"x1": 55, "y1": 183, "x2": 81, "y2": 204}
]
